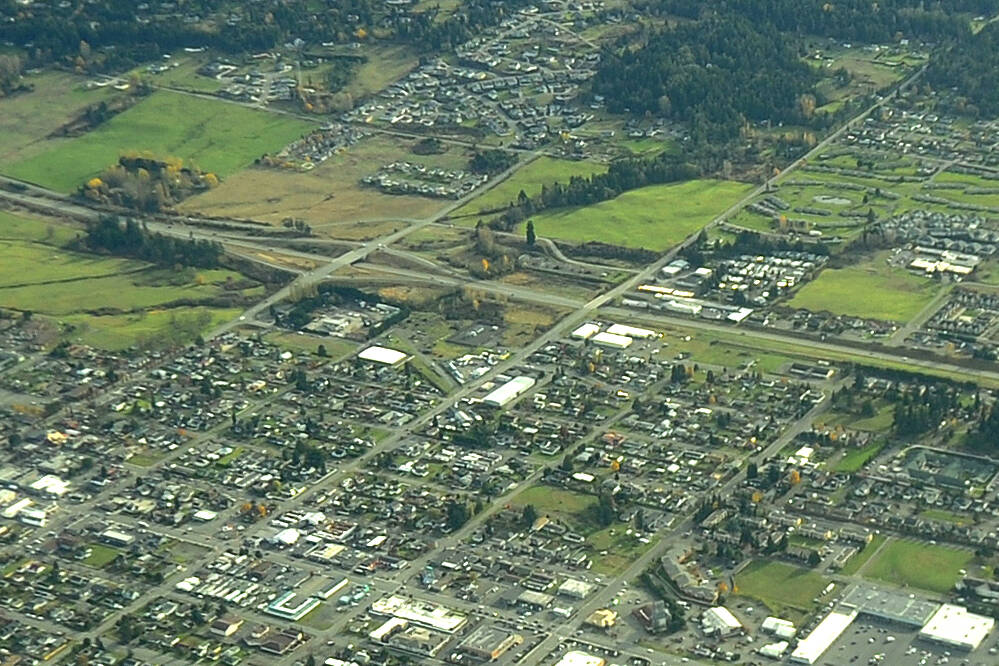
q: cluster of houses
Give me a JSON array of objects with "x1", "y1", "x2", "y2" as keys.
[{"x1": 362, "y1": 162, "x2": 489, "y2": 199}]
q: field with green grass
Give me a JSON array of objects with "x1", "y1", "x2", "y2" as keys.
[
  {"x1": 525, "y1": 179, "x2": 753, "y2": 251},
  {"x1": 0, "y1": 211, "x2": 257, "y2": 349},
  {"x1": 789, "y1": 252, "x2": 939, "y2": 322},
  {"x1": 864, "y1": 538, "x2": 972, "y2": 593},
  {"x1": 735, "y1": 560, "x2": 830, "y2": 616},
  {"x1": 833, "y1": 441, "x2": 886, "y2": 473},
  {"x1": 84, "y1": 544, "x2": 121, "y2": 568},
  {"x1": 6, "y1": 91, "x2": 315, "y2": 191},
  {"x1": 456, "y1": 156, "x2": 608, "y2": 217},
  {"x1": 0, "y1": 71, "x2": 115, "y2": 164},
  {"x1": 514, "y1": 486, "x2": 598, "y2": 530}
]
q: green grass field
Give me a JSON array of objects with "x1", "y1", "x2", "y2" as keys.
[
  {"x1": 735, "y1": 560, "x2": 830, "y2": 616},
  {"x1": 457, "y1": 156, "x2": 609, "y2": 216},
  {"x1": 789, "y1": 253, "x2": 939, "y2": 322},
  {"x1": 0, "y1": 211, "x2": 254, "y2": 349},
  {"x1": 864, "y1": 538, "x2": 972, "y2": 593},
  {"x1": 514, "y1": 485, "x2": 599, "y2": 531},
  {"x1": 7, "y1": 90, "x2": 315, "y2": 191},
  {"x1": 0, "y1": 71, "x2": 115, "y2": 164},
  {"x1": 525, "y1": 179, "x2": 753, "y2": 251},
  {"x1": 833, "y1": 441, "x2": 886, "y2": 473},
  {"x1": 84, "y1": 544, "x2": 121, "y2": 569}
]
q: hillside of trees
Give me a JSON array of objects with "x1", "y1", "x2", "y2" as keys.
[
  {"x1": 593, "y1": 15, "x2": 819, "y2": 141},
  {"x1": 642, "y1": 0, "x2": 989, "y2": 43},
  {"x1": 82, "y1": 216, "x2": 223, "y2": 269},
  {"x1": 926, "y1": 21, "x2": 999, "y2": 117}
]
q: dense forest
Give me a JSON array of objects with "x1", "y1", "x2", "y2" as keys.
[
  {"x1": 926, "y1": 21, "x2": 999, "y2": 117},
  {"x1": 593, "y1": 15, "x2": 818, "y2": 140},
  {"x1": 83, "y1": 216, "x2": 223, "y2": 269},
  {"x1": 642, "y1": 0, "x2": 991, "y2": 43}
]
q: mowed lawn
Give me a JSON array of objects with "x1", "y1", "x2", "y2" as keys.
[
  {"x1": 735, "y1": 560, "x2": 830, "y2": 615},
  {"x1": 789, "y1": 253, "x2": 939, "y2": 322},
  {"x1": 526, "y1": 179, "x2": 753, "y2": 251},
  {"x1": 864, "y1": 538, "x2": 972, "y2": 594},
  {"x1": 6, "y1": 91, "x2": 315, "y2": 191},
  {"x1": 457, "y1": 156, "x2": 608, "y2": 216}
]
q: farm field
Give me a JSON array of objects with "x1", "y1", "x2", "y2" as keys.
[
  {"x1": 525, "y1": 179, "x2": 753, "y2": 251},
  {"x1": 183, "y1": 134, "x2": 468, "y2": 232},
  {"x1": 735, "y1": 560, "x2": 830, "y2": 618},
  {"x1": 0, "y1": 211, "x2": 258, "y2": 349},
  {"x1": 788, "y1": 251, "x2": 939, "y2": 321},
  {"x1": 455, "y1": 156, "x2": 608, "y2": 218},
  {"x1": 6, "y1": 91, "x2": 315, "y2": 192},
  {"x1": 0, "y1": 71, "x2": 115, "y2": 164},
  {"x1": 863, "y1": 538, "x2": 973, "y2": 593}
]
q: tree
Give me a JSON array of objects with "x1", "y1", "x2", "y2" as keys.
[
  {"x1": 808, "y1": 550, "x2": 822, "y2": 567},
  {"x1": 317, "y1": 344, "x2": 328, "y2": 357},
  {"x1": 522, "y1": 504, "x2": 538, "y2": 527},
  {"x1": 446, "y1": 500, "x2": 469, "y2": 531},
  {"x1": 746, "y1": 461, "x2": 758, "y2": 479},
  {"x1": 525, "y1": 220, "x2": 536, "y2": 246}
]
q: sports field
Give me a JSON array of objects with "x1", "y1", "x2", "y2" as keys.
[
  {"x1": 863, "y1": 538, "x2": 972, "y2": 593},
  {"x1": 789, "y1": 252, "x2": 939, "y2": 322},
  {"x1": 6, "y1": 91, "x2": 315, "y2": 191},
  {"x1": 525, "y1": 179, "x2": 753, "y2": 251}
]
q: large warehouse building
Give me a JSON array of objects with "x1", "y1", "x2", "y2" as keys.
[
  {"x1": 919, "y1": 604, "x2": 995, "y2": 651},
  {"x1": 482, "y1": 376, "x2": 536, "y2": 408}
]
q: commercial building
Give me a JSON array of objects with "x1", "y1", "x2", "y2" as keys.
[
  {"x1": 265, "y1": 591, "x2": 321, "y2": 621},
  {"x1": 701, "y1": 606, "x2": 742, "y2": 636},
  {"x1": 516, "y1": 589, "x2": 555, "y2": 609},
  {"x1": 553, "y1": 651, "x2": 605, "y2": 666},
  {"x1": 918, "y1": 604, "x2": 994, "y2": 651},
  {"x1": 458, "y1": 625, "x2": 523, "y2": 661},
  {"x1": 357, "y1": 346, "x2": 409, "y2": 367},
  {"x1": 370, "y1": 595, "x2": 468, "y2": 634},
  {"x1": 761, "y1": 616, "x2": 796, "y2": 640},
  {"x1": 591, "y1": 331, "x2": 633, "y2": 349},
  {"x1": 571, "y1": 323, "x2": 600, "y2": 340},
  {"x1": 606, "y1": 323, "x2": 656, "y2": 339},
  {"x1": 558, "y1": 578, "x2": 595, "y2": 599},
  {"x1": 585, "y1": 609, "x2": 617, "y2": 629},
  {"x1": 482, "y1": 376, "x2": 536, "y2": 408},
  {"x1": 790, "y1": 607, "x2": 858, "y2": 665}
]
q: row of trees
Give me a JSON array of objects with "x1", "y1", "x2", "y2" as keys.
[{"x1": 83, "y1": 216, "x2": 222, "y2": 268}]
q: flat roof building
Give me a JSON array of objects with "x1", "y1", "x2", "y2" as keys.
[
  {"x1": 571, "y1": 323, "x2": 600, "y2": 340},
  {"x1": 358, "y1": 346, "x2": 409, "y2": 366},
  {"x1": 591, "y1": 331, "x2": 633, "y2": 349},
  {"x1": 918, "y1": 604, "x2": 994, "y2": 651},
  {"x1": 370, "y1": 595, "x2": 468, "y2": 634},
  {"x1": 606, "y1": 323, "x2": 656, "y2": 339},
  {"x1": 790, "y1": 607, "x2": 858, "y2": 664},
  {"x1": 516, "y1": 589, "x2": 555, "y2": 609},
  {"x1": 458, "y1": 625, "x2": 523, "y2": 661},
  {"x1": 482, "y1": 376, "x2": 536, "y2": 408},
  {"x1": 701, "y1": 606, "x2": 742, "y2": 636},
  {"x1": 553, "y1": 651, "x2": 605, "y2": 666},
  {"x1": 558, "y1": 578, "x2": 595, "y2": 599}
]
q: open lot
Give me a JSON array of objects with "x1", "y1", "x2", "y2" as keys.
[
  {"x1": 182, "y1": 133, "x2": 468, "y2": 230},
  {"x1": 788, "y1": 252, "x2": 939, "y2": 322},
  {"x1": 0, "y1": 71, "x2": 115, "y2": 165},
  {"x1": 863, "y1": 538, "x2": 973, "y2": 594},
  {"x1": 525, "y1": 179, "x2": 753, "y2": 251},
  {"x1": 6, "y1": 91, "x2": 314, "y2": 191},
  {"x1": 734, "y1": 560, "x2": 830, "y2": 617}
]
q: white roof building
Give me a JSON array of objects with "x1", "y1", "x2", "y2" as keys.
[
  {"x1": 591, "y1": 331, "x2": 633, "y2": 349},
  {"x1": 761, "y1": 616, "x2": 796, "y2": 640},
  {"x1": 918, "y1": 604, "x2": 994, "y2": 651},
  {"x1": 482, "y1": 376, "x2": 536, "y2": 408},
  {"x1": 571, "y1": 323, "x2": 601, "y2": 340},
  {"x1": 701, "y1": 606, "x2": 742, "y2": 636},
  {"x1": 558, "y1": 578, "x2": 596, "y2": 599},
  {"x1": 790, "y1": 608, "x2": 858, "y2": 664},
  {"x1": 553, "y1": 651, "x2": 605, "y2": 666},
  {"x1": 358, "y1": 346, "x2": 409, "y2": 366},
  {"x1": 606, "y1": 323, "x2": 656, "y2": 339},
  {"x1": 758, "y1": 641, "x2": 789, "y2": 659}
]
